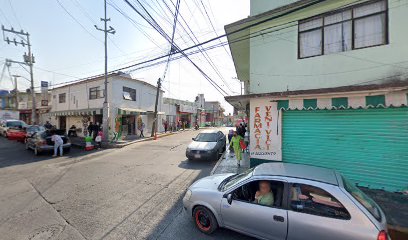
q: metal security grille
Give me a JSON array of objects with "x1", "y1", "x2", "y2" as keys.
[{"x1": 282, "y1": 108, "x2": 408, "y2": 192}]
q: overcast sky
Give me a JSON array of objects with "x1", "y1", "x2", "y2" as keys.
[{"x1": 0, "y1": 0, "x2": 249, "y2": 114}]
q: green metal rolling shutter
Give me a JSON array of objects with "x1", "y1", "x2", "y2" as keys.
[{"x1": 282, "y1": 108, "x2": 408, "y2": 192}]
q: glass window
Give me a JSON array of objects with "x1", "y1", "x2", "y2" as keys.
[
  {"x1": 299, "y1": 17, "x2": 323, "y2": 31},
  {"x1": 194, "y1": 133, "x2": 218, "y2": 142},
  {"x1": 299, "y1": 29, "x2": 322, "y2": 58},
  {"x1": 220, "y1": 168, "x2": 254, "y2": 191},
  {"x1": 353, "y1": 0, "x2": 386, "y2": 18},
  {"x1": 298, "y1": 0, "x2": 387, "y2": 58},
  {"x1": 59, "y1": 93, "x2": 66, "y2": 103},
  {"x1": 324, "y1": 21, "x2": 352, "y2": 54},
  {"x1": 354, "y1": 13, "x2": 387, "y2": 49},
  {"x1": 231, "y1": 180, "x2": 284, "y2": 208},
  {"x1": 342, "y1": 176, "x2": 382, "y2": 221},
  {"x1": 324, "y1": 10, "x2": 352, "y2": 25},
  {"x1": 290, "y1": 184, "x2": 350, "y2": 220},
  {"x1": 89, "y1": 87, "x2": 104, "y2": 100},
  {"x1": 123, "y1": 87, "x2": 136, "y2": 101}
]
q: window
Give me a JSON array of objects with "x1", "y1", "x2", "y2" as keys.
[
  {"x1": 342, "y1": 176, "x2": 381, "y2": 221},
  {"x1": 230, "y1": 180, "x2": 284, "y2": 208},
  {"x1": 89, "y1": 87, "x2": 104, "y2": 100},
  {"x1": 59, "y1": 93, "x2": 66, "y2": 103},
  {"x1": 290, "y1": 184, "x2": 350, "y2": 219},
  {"x1": 123, "y1": 87, "x2": 136, "y2": 101},
  {"x1": 298, "y1": 0, "x2": 387, "y2": 58}
]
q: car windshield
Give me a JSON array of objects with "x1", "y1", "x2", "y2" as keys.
[
  {"x1": 29, "y1": 126, "x2": 45, "y2": 132},
  {"x1": 342, "y1": 176, "x2": 382, "y2": 221},
  {"x1": 7, "y1": 121, "x2": 23, "y2": 128},
  {"x1": 194, "y1": 133, "x2": 218, "y2": 142},
  {"x1": 220, "y1": 168, "x2": 254, "y2": 191}
]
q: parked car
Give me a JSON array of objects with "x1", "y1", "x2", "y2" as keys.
[
  {"x1": 183, "y1": 163, "x2": 390, "y2": 240},
  {"x1": 25, "y1": 129, "x2": 71, "y2": 155},
  {"x1": 186, "y1": 130, "x2": 226, "y2": 161},
  {"x1": 0, "y1": 119, "x2": 27, "y2": 137},
  {"x1": 7, "y1": 126, "x2": 27, "y2": 142},
  {"x1": 25, "y1": 125, "x2": 46, "y2": 142}
]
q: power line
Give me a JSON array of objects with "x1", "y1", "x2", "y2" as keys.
[
  {"x1": 7, "y1": 0, "x2": 22, "y2": 29},
  {"x1": 55, "y1": 0, "x2": 103, "y2": 43},
  {"x1": 124, "y1": 0, "x2": 229, "y2": 96},
  {"x1": 43, "y1": 0, "x2": 408, "y2": 91},
  {"x1": 70, "y1": 0, "x2": 126, "y2": 54}
]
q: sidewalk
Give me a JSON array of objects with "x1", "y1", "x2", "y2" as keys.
[
  {"x1": 211, "y1": 146, "x2": 250, "y2": 175},
  {"x1": 211, "y1": 151, "x2": 408, "y2": 239},
  {"x1": 70, "y1": 128, "x2": 201, "y2": 149}
]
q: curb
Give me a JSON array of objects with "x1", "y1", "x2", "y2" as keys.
[
  {"x1": 107, "y1": 132, "x2": 175, "y2": 148},
  {"x1": 210, "y1": 146, "x2": 228, "y2": 175}
]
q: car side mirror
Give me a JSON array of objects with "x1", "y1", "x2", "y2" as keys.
[{"x1": 227, "y1": 194, "x2": 232, "y2": 205}]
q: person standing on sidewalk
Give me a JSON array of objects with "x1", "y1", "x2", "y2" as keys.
[{"x1": 230, "y1": 131, "x2": 244, "y2": 166}]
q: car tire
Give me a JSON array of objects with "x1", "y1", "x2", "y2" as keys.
[
  {"x1": 193, "y1": 206, "x2": 218, "y2": 234},
  {"x1": 64, "y1": 148, "x2": 71, "y2": 153}
]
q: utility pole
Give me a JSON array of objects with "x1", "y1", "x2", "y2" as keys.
[
  {"x1": 151, "y1": 78, "x2": 162, "y2": 137},
  {"x1": 95, "y1": 0, "x2": 115, "y2": 142},
  {"x1": 2, "y1": 25, "x2": 37, "y2": 124},
  {"x1": 12, "y1": 75, "x2": 19, "y2": 110}
]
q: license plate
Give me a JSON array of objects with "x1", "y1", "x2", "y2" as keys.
[{"x1": 194, "y1": 154, "x2": 201, "y2": 158}]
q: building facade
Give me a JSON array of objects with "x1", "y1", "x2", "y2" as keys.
[
  {"x1": 49, "y1": 72, "x2": 164, "y2": 139},
  {"x1": 204, "y1": 101, "x2": 226, "y2": 127},
  {"x1": 163, "y1": 97, "x2": 197, "y2": 128},
  {"x1": 225, "y1": 0, "x2": 408, "y2": 192}
]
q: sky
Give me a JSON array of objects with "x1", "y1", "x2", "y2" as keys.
[{"x1": 0, "y1": 0, "x2": 249, "y2": 114}]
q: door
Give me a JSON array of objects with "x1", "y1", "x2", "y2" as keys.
[
  {"x1": 59, "y1": 116, "x2": 66, "y2": 131},
  {"x1": 282, "y1": 108, "x2": 408, "y2": 192},
  {"x1": 221, "y1": 179, "x2": 287, "y2": 240},
  {"x1": 286, "y1": 182, "x2": 376, "y2": 240}
]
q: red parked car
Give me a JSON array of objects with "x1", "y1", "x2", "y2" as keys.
[{"x1": 7, "y1": 127, "x2": 27, "y2": 142}]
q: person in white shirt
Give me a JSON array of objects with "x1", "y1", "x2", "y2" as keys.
[{"x1": 51, "y1": 131, "x2": 64, "y2": 157}]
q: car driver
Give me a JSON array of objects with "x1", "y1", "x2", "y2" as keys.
[{"x1": 254, "y1": 181, "x2": 274, "y2": 206}]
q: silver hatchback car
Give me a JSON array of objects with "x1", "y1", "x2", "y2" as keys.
[{"x1": 183, "y1": 163, "x2": 390, "y2": 240}]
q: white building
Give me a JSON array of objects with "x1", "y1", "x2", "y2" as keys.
[{"x1": 49, "y1": 72, "x2": 164, "y2": 139}]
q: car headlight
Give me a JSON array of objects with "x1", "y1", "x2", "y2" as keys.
[{"x1": 184, "y1": 189, "x2": 192, "y2": 201}]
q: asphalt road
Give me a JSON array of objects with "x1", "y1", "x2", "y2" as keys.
[{"x1": 0, "y1": 129, "x2": 254, "y2": 240}]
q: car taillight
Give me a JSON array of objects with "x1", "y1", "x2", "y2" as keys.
[{"x1": 377, "y1": 230, "x2": 388, "y2": 240}]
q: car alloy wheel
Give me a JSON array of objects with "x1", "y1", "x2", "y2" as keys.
[{"x1": 193, "y1": 206, "x2": 218, "y2": 234}]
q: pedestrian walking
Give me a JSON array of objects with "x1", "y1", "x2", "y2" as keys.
[
  {"x1": 230, "y1": 131, "x2": 244, "y2": 166},
  {"x1": 51, "y1": 130, "x2": 64, "y2": 157},
  {"x1": 139, "y1": 122, "x2": 145, "y2": 138}
]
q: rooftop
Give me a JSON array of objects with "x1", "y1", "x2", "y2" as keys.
[{"x1": 253, "y1": 162, "x2": 339, "y2": 185}]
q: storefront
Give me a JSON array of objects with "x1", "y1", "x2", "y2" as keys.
[
  {"x1": 50, "y1": 108, "x2": 103, "y2": 137},
  {"x1": 246, "y1": 90, "x2": 408, "y2": 192}
]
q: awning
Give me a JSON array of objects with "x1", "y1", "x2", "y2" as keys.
[
  {"x1": 146, "y1": 111, "x2": 165, "y2": 115},
  {"x1": 118, "y1": 107, "x2": 147, "y2": 115},
  {"x1": 50, "y1": 108, "x2": 102, "y2": 117}
]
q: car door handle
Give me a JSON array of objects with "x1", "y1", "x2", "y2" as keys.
[{"x1": 273, "y1": 215, "x2": 285, "y2": 222}]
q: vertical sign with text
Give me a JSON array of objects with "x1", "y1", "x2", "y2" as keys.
[{"x1": 250, "y1": 98, "x2": 282, "y2": 161}]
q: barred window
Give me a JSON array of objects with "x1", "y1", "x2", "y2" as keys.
[{"x1": 58, "y1": 93, "x2": 66, "y2": 103}]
